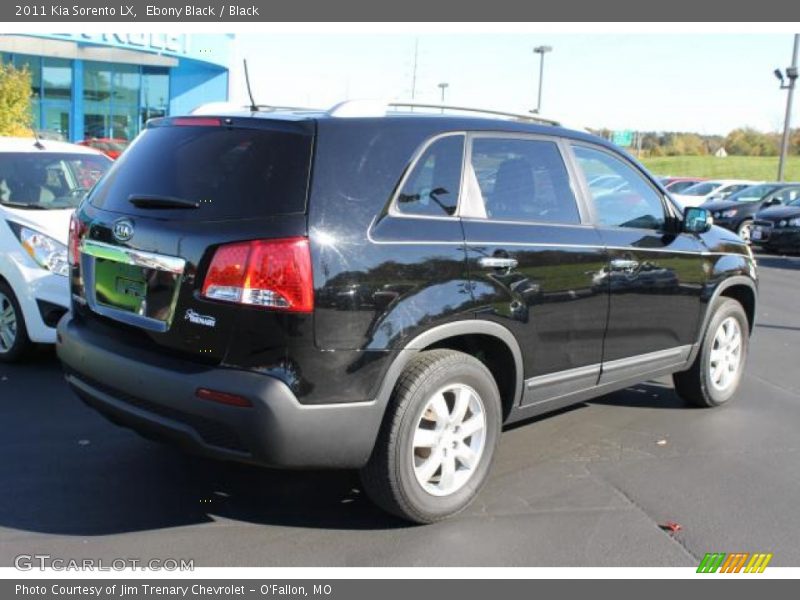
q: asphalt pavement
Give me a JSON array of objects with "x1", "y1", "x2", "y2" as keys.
[{"x1": 1, "y1": 253, "x2": 798, "y2": 567}]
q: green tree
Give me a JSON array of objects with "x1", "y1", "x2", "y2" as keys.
[
  {"x1": 724, "y1": 127, "x2": 780, "y2": 156},
  {"x1": 0, "y1": 63, "x2": 33, "y2": 137}
]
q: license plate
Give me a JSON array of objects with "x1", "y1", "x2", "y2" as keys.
[
  {"x1": 95, "y1": 259, "x2": 148, "y2": 313},
  {"x1": 751, "y1": 230, "x2": 762, "y2": 240}
]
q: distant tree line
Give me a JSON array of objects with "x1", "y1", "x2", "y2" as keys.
[{"x1": 592, "y1": 127, "x2": 800, "y2": 157}]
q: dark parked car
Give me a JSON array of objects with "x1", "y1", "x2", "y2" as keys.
[
  {"x1": 704, "y1": 182, "x2": 800, "y2": 241},
  {"x1": 57, "y1": 103, "x2": 757, "y2": 523},
  {"x1": 751, "y1": 196, "x2": 800, "y2": 253}
]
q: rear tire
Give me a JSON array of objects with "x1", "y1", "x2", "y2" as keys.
[
  {"x1": 673, "y1": 298, "x2": 749, "y2": 407},
  {"x1": 0, "y1": 281, "x2": 33, "y2": 363},
  {"x1": 360, "y1": 349, "x2": 502, "y2": 523}
]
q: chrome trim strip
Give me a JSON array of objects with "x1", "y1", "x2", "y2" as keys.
[
  {"x1": 79, "y1": 240, "x2": 186, "y2": 333},
  {"x1": 80, "y1": 239, "x2": 186, "y2": 275},
  {"x1": 365, "y1": 233, "x2": 745, "y2": 258},
  {"x1": 601, "y1": 345, "x2": 692, "y2": 374},
  {"x1": 525, "y1": 363, "x2": 601, "y2": 389}
]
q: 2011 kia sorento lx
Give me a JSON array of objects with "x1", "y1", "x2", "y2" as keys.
[{"x1": 57, "y1": 102, "x2": 757, "y2": 523}]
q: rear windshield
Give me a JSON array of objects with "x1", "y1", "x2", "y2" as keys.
[{"x1": 90, "y1": 124, "x2": 313, "y2": 218}]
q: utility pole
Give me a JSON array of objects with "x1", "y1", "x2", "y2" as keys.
[
  {"x1": 776, "y1": 34, "x2": 799, "y2": 182},
  {"x1": 410, "y1": 38, "x2": 419, "y2": 101},
  {"x1": 438, "y1": 82, "x2": 449, "y2": 111},
  {"x1": 533, "y1": 45, "x2": 553, "y2": 114}
]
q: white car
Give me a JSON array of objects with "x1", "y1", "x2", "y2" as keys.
[
  {"x1": 671, "y1": 179, "x2": 761, "y2": 208},
  {"x1": 0, "y1": 137, "x2": 111, "y2": 361}
]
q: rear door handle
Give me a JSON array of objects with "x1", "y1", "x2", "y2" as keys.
[
  {"x1": 609, "y1": 258, "x2": 639, "y2": 273},
  {"x1": 479, "y1": 257, "x2": 518, "y2": 270}
]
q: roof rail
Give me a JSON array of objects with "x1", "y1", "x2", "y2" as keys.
[
  {"x1": 388, "y1": 101, "x2": 561, "y2": 126},
  {"x1": 327, "y1": 99, "x2": 561, "y2": 126}
]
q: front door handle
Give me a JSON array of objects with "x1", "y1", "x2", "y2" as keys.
[
  {"x1": 479, "y1": 257, "x2": 518, "y2": 270},
  {"x1": 609, "y1": 258, "x2": 639, "y2": 273}
]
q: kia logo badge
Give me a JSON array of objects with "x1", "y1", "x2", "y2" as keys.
[{"x1": 112, "y1": 219, "x2": 134, "y2": 242}]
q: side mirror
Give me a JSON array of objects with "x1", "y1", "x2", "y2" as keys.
[{"x1": 683, "y1": 207, "x2": 713, "y2": 234}]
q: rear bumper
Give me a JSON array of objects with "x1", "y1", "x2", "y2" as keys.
[{"x1": 56, "y1": 315, "x2": 384, "y2": 469}]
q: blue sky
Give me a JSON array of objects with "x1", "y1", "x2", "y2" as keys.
[{"x1": 233, "y1": 33, "x2": 797, "y2": 135}]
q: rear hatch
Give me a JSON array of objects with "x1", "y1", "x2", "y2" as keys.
[{"x1": 70, "y1": 116, "x2": 315, "y2": 365}]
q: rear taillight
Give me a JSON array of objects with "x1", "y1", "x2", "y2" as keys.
[
  {"x1": 68, "y1": 213, "x2": 87, "y2": 267},
  {"x1": 201, "y1": 237, "x2": 314, "y2": 313}
]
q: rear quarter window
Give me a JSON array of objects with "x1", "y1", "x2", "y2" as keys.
[{"x1": 90, "y1": 124, "x2": 313, "y2": 219}]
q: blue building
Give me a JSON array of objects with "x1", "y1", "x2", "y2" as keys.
[{"x1": 0, "y1": 33, "x2": 232, "y2": 143}]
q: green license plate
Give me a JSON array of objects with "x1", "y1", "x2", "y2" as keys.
[{"x1": 95, "y1": 259, "x2": 148, "y2": 313}]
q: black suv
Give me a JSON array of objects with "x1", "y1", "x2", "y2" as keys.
[{"x1": 57, "y1": 104, "x2": 757, "y2": 523}]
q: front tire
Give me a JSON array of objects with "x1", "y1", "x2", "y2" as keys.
[
  {"x1": 360, "y1": 349, "x2": 502, "y2": 523},
  {"x1": 0, "y1": 281, "x2": 33, "y2": 363},
  {"x1": 673, "y1": 298, "x2": 749, "y2": 407},
  {"x1": 736, "y1": 219, "x2": 753, "y2": 242}
]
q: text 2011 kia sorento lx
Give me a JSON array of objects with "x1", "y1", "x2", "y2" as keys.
[{"x1": 57, "y1": 103, "x2": 757, "y2": 523}]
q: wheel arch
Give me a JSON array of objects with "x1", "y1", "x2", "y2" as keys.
[
  {"x1": 686, "y1": 275, "x2": 757, "y2": 366},
  {"x1": 375, "y1": 320, "x2": 524, "y2": 422}
]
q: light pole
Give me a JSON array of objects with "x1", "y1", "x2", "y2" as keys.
[
  {"x1": 533, "y1": 45, "x2": 552, "y2": 114},
  {"x1": 775, "y1": 34, "x2": 799, "y2": 182},
  {"x1": 438, "y1": 82, "x2": 449, "y2": 110}
]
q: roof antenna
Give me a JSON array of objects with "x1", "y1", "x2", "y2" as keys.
[
  {"x1": 243, "y1": 59, "x2": 258, "y2": 112},
  {"x1": 32, "y1": 128, "x2": 45, "y2": 150}
]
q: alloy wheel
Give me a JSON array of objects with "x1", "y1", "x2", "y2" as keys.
[
  {"x1": 0, "y1": 292, "x2": 18, "y2": 353},
  {"x1": 738, "y1": 221, "x2": 753, "y2": 242},
  {"x1": 411, "y1": 383, "x2": 487, "y2": 497},
  {"x1": 709, "y1": 316, "x2": 743, "y2": 391}
]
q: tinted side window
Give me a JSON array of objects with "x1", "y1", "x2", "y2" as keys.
[
  {"x1": 396, "y1": 135, "x2": 464, "y2": 217},
  {"x1": 573, "y1": 145, "x2": 665, "y2": 230},
  {"x1": 772, "y1": 187, "x2": 800, "y2": 204},
  {"x1": 470, "y1": 137, "x2": 580, "y2": 224}
]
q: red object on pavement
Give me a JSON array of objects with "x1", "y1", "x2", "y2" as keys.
[{"x1": 659, "y1": 521, "x2": 683, "y2": 534}]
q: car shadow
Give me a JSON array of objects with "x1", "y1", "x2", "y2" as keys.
[
  {"x1": 589, "y1": 381, "x2": 688, "y2": 409},
  {"x1": 755, "y1": 254, "x2": 800, "y2": 270},
  {"x1": 503, "y1": 380, "x2": 688, "y2": 434},
  {"x1": 0, "y1": 359, "x2": 686, "y2": 540},
  {"x1": 0, "y1": 354, "x2": 409, "y2": 540}
]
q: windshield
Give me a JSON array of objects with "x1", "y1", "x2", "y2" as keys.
[
  {"x1": 726, "y1": 184, "x2": 776, "y2": 203},
  {"x1": 680, "y1": 181, "x2": 721, "y2": 196},
  {"x1": 0, "y1": 152, "x2": 111, "y2": 209}
]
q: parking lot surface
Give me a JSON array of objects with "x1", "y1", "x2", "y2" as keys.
[{"x1": 1, "y1": 253, "x2": 798, "y2": 567}]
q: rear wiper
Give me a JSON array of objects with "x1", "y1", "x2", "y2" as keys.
[{"x1": 128, "y1": 195, "x2": 199, "y2": 209}]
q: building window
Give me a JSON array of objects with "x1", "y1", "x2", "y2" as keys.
[
  {"x1": 83, "y1": 61, "x2": 168, "y2": 142},
  {"x1": 140, "y1": 66, "x2": 169, "y2": 129},
  {"x1": 42, "y1": 58, "x2": 71, "y2": 100},
  {"x1": 41, "y1": 58, "x2": 71, "y2": 140}
]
